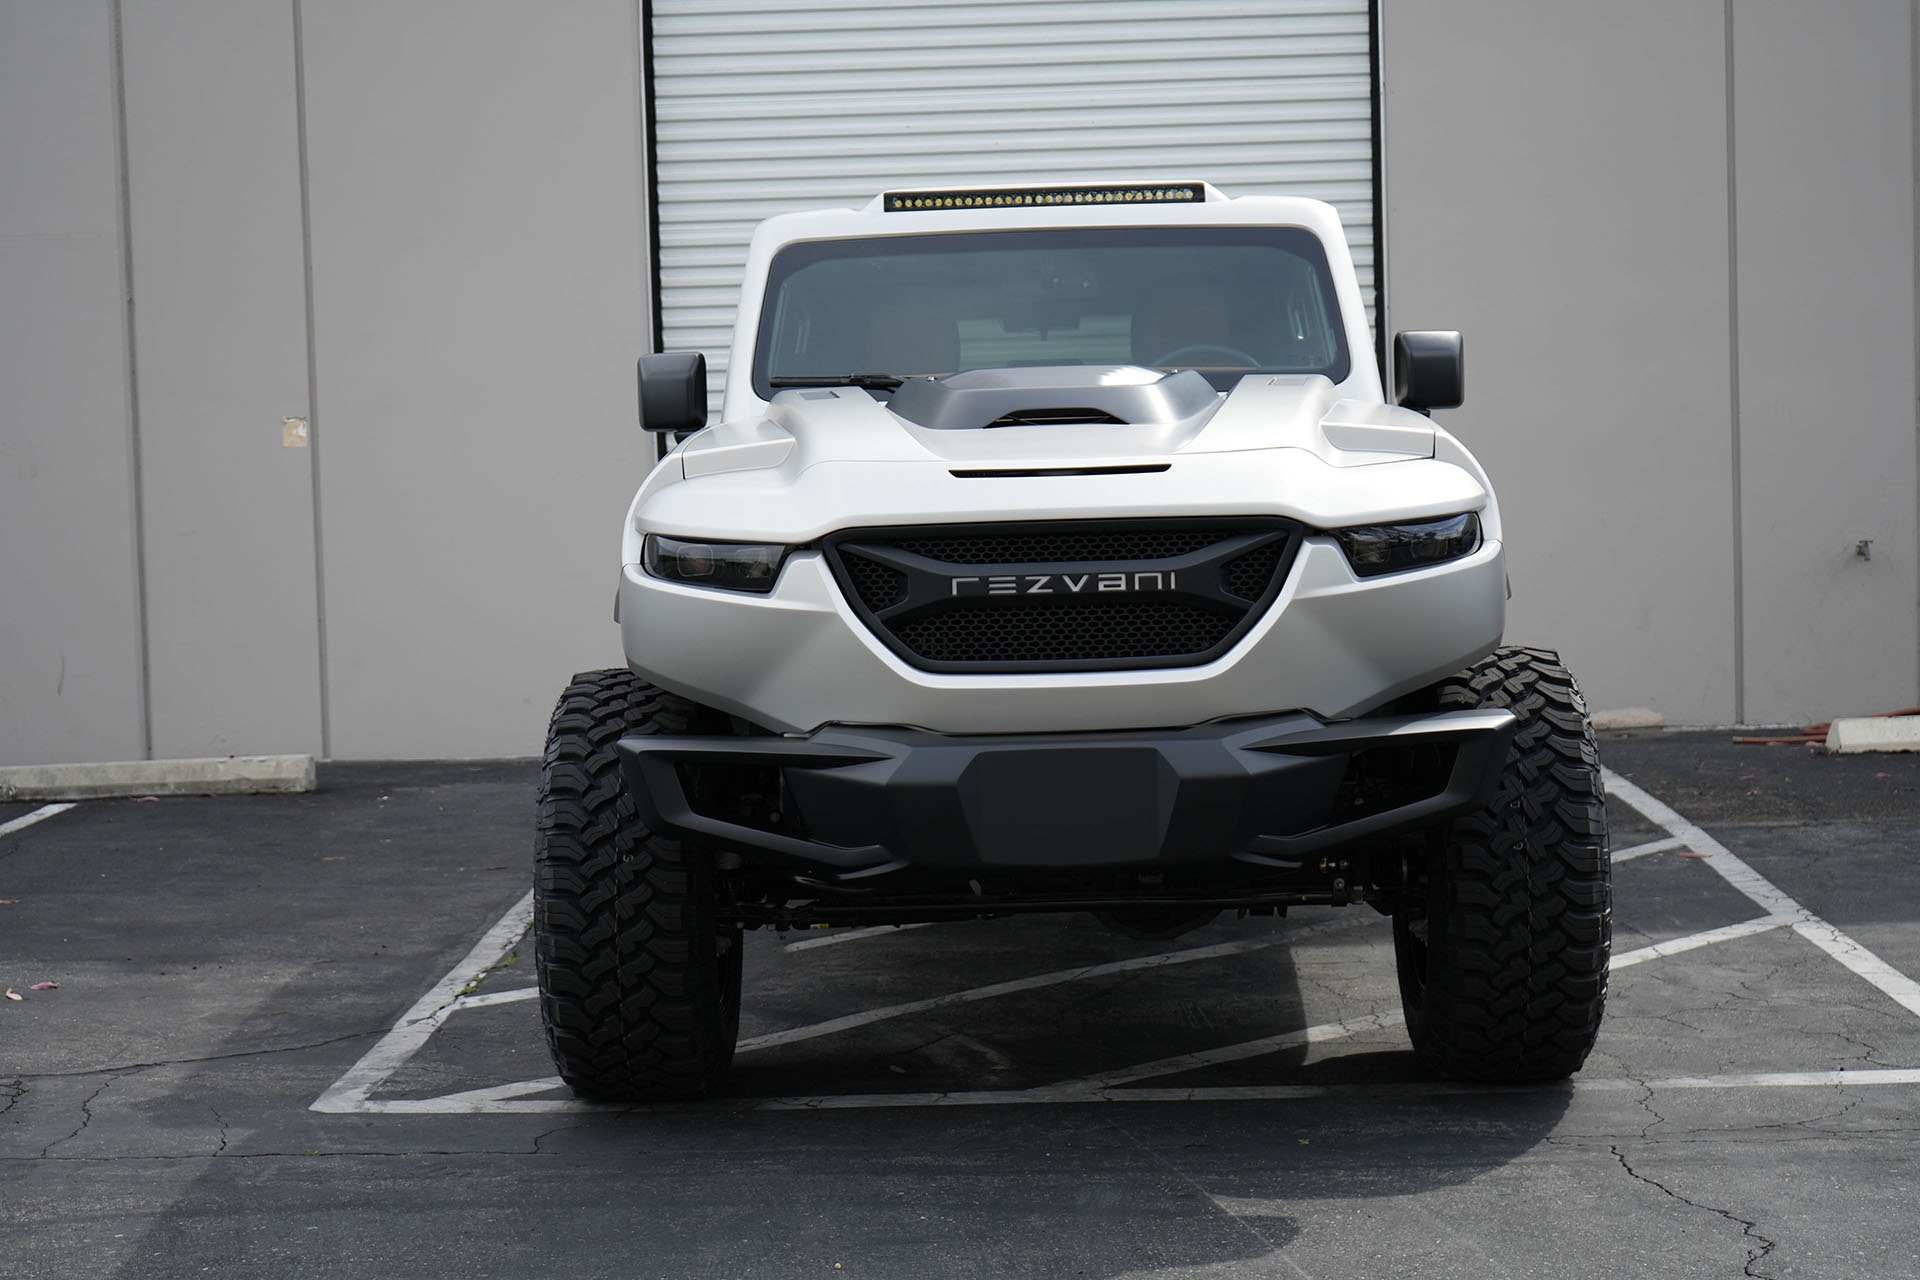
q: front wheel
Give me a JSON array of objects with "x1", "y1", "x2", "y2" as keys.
[
  {"x1": 533, "y1": 668, "x2": 741, "y2": 1101},
  {"x1": 1393, "y1": 647, "x2": 1610, "y2": 1081}
]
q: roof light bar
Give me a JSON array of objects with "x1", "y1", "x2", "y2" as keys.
[{"x1": 882, "y1": 184, "x2": 1205, "y2": 213}]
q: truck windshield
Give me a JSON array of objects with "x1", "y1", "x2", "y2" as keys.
[{"x1": 753, "y1": 226, "x2": 1350, "y2": 399}]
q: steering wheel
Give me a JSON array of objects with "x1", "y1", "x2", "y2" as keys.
[{"x1": 1149, "y1": 343, "x2": 1261, "y2": 369}]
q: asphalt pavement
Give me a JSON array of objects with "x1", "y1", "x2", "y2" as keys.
[{"x1": 2, "y1": 735, "x2": 1917, "y2": 1279}]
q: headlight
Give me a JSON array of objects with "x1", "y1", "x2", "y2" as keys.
[
  {"x1": 643, "y1": 535, "x2": 792, "y2": 593},
  {"x1": 1334, "y1": 512, "x2": 1481, "y2": 578}
]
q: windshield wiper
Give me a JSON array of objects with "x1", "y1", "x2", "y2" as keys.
[{"x1": 768, "y1": 373, "x2": 907, "y2": 391}]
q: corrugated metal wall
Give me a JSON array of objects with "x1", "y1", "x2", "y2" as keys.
[{"x1": 648, "y1": 0, "x2": 1377, "y2": 410}]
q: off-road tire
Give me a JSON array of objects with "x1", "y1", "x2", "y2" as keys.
[
  {"x1": 534, "y1": 668, "x2": 741, "y2": 1100},
  {"x1": 1393, "y1": 646, "x2": 1610, "y2": 1081}
]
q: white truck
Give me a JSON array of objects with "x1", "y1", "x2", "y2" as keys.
[{"x1": 533, "y1": 182, "x2": 1610, "y2": 1101}]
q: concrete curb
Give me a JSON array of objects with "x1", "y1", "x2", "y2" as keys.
[
  {"x1": 1825, "y1": 717, "x2": 1920, "y2": 754},
  {"x1": 1591, "y1": 707, "x2": 1666, "y2": 731},
  {"x1": 0, "y1": 755, "x2": 317, "y2": 800}
]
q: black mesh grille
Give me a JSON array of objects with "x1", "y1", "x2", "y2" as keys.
[
  {"x1": 896, "y1": 529, "x2": 1221, "y2": 565},
  {"x1": 1222, "y1": 542, "x2": 1285, "y2": 601},
  {"x1": 826, "y1": 519, "x2": 1297, "y2": 672},
  {"x1": 841, "y1": 552, "x2": 905, "y2": 611},
  {"x1": 893, "y1": 601, "x2": 1237, "y2": 664}
]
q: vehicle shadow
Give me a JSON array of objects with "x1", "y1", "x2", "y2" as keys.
[{"x1": 537, "y1": 910, "x2": 1579, "y2": 1280}]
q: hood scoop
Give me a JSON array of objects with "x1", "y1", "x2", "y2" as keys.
[
  {"x1": 982, "y1": 407, "x2": 1127, "y2": 428},
  {"x1": 889, "y1": 365, "x2": 1218, "y2": 430}
]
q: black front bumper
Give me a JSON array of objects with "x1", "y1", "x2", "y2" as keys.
[{"x1": 617, "y1": 708, "x2": 1516, "y2": 888}]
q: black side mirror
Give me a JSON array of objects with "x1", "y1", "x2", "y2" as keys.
[
  {"x1": 638, "y1": 351, "x2": 708, "y2": 433},
  {"x1": 1391, "y1": 331, "x2": 1464, "y2": 414}
]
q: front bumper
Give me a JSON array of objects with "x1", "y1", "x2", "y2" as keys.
[
  {"x1": 617, "y1": 706, "x2": 1516, "y2": 892},
  {"x1": 619, "y1": 538, "x2": 1506, "y2": 736}
]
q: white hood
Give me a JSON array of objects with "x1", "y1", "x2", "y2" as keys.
[{"x1": 635, "y1": 371, "x2": 1490, "y2": 548}]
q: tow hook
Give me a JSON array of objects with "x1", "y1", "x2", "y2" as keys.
[{"x1": 1319, "y1": 857, "x2": 1363, "y2": 904}]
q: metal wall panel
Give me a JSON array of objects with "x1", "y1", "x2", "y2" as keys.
[
  {"x1": 120, "y1": 0, "x2": 324, "y2": 758},
  {"x1": 1731, "y1": 0, "x2": 1918, "y2": 723},
  {"x1": 0, "y1": 2, "x2": 147, "y2": 766},
  {"x1": 299, "y1": 1, "x2": 652, "y2": 759},
  {"x1": 1386, "y1": 0, "x2": 1919, "y2": 725},
  {"x1": 650, "y1": 0, "x2": 1376, "y2": 410},
  {"x1": 1382, "y1": 1, "x2": 1742, "y2": 724}
]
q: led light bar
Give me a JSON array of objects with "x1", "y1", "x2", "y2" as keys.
[{"x1": 882, "y1": 184, "x2": 1205, "y2": 212}]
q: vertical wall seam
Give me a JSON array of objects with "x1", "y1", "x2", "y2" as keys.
[
  {"x1": 641, "y1": 0, "x2": 663, "y2": 356},
  {"x1": 641, "y1": 0, "x2": 667, "y2": 462},
  {"x1": 1724, "y1": 0, "x2": 1746, "y2": 725},
  {"x1": 107, "y1": 0, "x2": 153, "y2": 760},
  {"x1": 1912, "y1": 0, "x2": 1919, "y2": 702},
  {"x1": 1368, "y1": 0, "x2": 1388, "y2": 384},
  {"x1": 292, "y1": 0, "x2": 331, "y2": 759},
  {"x1": 641, "y1": 0, "x2": 656, "y2": 360}
]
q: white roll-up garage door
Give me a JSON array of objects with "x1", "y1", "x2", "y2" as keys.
[{"x1": 648, "y1": 0, "x2": 1378, "y2": 409}]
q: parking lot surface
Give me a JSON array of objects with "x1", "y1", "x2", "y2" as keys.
[{"x1": 3, "y1": 734, "x2": 1917, "y2": 1279}]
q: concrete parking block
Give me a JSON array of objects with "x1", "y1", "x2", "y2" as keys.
[
  {"x1": 1826, "y1": 715, "x2": 1920, "y2": 753},
  {"x1": 0, "y1": 754, "x2": 315, "y2": 800}
]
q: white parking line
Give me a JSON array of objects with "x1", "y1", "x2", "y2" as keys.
[
  {"x1": 315, "y1": 773, "x2": 1920, "y2": 1115},
  {"x1": 311, "y1": 890, "x2": 533, "y2": 1114},
  {"x1": 1024, "y1": 1011, "x2": 1409, "y2": 1099},
  {"x1": 1612, "y1": 916, "x2": 1788, "y2": 969},
  {"x1": 1603, "y1": 768, "x2": 1920, "y2": 1019},
  {"x1": 1789, "y1": 918, "x2": 1920, "y2": 1018},
  {"x1": 738, "y1": 913, "x2": 1371, "y2": 1053},
  {"x1": 317, "y1": 908, "x2": 1854, "y2": 1116},
  {"x1": 753, "y1": 1068, "x2": 1920, "y2": 1111},
  {"x1": 455, "y1": 987, "x2": 537, "y2": 1010},
  {"x1": 1613, "y1": 836, "x2": 1684, "y2": 864},
  {"x1": 785, "y1": 922, "x2": 938, "y2": 951},
  {"x1": 0, "y1": 803, "x2": 77, "y2": 839},
  {"x1": 312, "y1": 908, "x2": 1375, "y2": 1114},
  {"x1": 331, "y1": 1063, "x2": 1920, "y2": 1116}
]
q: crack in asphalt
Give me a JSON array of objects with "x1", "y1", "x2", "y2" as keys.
[
  {"x1": 10, "y1": 1148, "x2": 558, "y2": 1164},
  {"x1": 209, "y1": 1105, "x2": 229, "y2": 1157},
  {"x1": 1610, "y1": 1143, "x2": 1778, "y2": 1279},
  {"x1": 1803, "y1": 1086, "x2": 1871, "y2": 1133},
  {"x1": 40, "y1": 1078, "x2": 116, "y2": 1159},
  {"x1": 12, "y1": 1027, "x2": 386, "y2": 1080},
  {"x1": 527, "y1": 1124, "x2": 580, "y2": 1156},
  {"x1": 1818, "y1": 1026, "x2": 1898, "y2": 1071},
  {"x1": 1627, "y1": 1074, "x2": 1663, "y2": 1140},
  {"x1": 0, "y1": 1078, "x2": 23, "y2": 1117}
]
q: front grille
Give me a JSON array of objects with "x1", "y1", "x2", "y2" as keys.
[
  {"x1": 1222, "y1": 542, "x2": 1285, "y2": 601},
  {"x1": 894, "y1": 600, "x2": 1237, "y2": 664},
  {"x1": 825, "y1": 519, "x2": 1300, "y2": 673},
  {"x1": 841, "y1": 552, "x2": 906, "y2": 611},
  {"x1": 895, "y1": 529, "x2": 1221, "y2": 565}
]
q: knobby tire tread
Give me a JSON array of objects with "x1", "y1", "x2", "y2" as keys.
[
  {"x1": 534, "y1": 668, "x2": 740, "y2": 1101},
  {"x1": 1398, "y1": 646, "x2": 1611, "y2": 1081}
]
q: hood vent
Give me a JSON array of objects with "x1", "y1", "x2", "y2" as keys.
[
  {"x1": 950, "y1": 463, "x2": 1171, "y2": 479},
  {"x1": 983, "y1": 407, "x2": 1126, "y2": 428},
  {"x1": 889, "y1": 365, "x2": 1218, "y2": 430}
]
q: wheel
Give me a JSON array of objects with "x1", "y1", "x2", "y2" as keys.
[
  {"x1": 1148, "y1": 342, "x2": 1262, "y2": 368},
  {"x1": 533, "y1": 668, "x2": 741, "y2": 1100},
  {"x1": 1393, "y1": 646, "x2": 1610, "y2": 1081}
]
